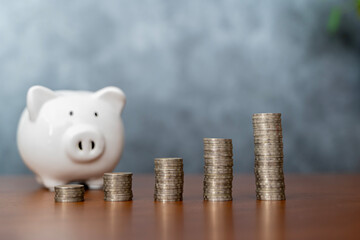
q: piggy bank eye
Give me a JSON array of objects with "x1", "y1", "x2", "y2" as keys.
[
  {"x1": 69, "y1": 111, "x2": 73, "y2": 116},
  {"x1": 94, "y1": 112, "x2": 98, "y2": 117}
]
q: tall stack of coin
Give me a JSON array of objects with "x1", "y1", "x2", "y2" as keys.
[
  {"x1": 103, "y1": 172, "x2": 133, "y2": 201},
  {"x1": 54, "y1": 184, "x2": 85, "y2": 202},
  {"x1": 203, "y1": 138, "x2": 233, "y2": 201},
  {"x1": 154, "y1": 158, "x2": 184, "y2": 202},
  {"x1": 252, "y1": 113, "x2": 286, "y2": 201}
]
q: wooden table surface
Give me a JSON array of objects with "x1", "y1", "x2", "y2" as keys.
[{"x1": 1, "y1": 175, "x2": 360, "y2": 240}]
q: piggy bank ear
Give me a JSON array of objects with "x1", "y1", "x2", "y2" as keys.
[
  {"x1": 27, "y1": 86, "x2": 57, "y2": 121},
  {"x1": 93, "y1": 87, "x2": 126, "y2": 115}
]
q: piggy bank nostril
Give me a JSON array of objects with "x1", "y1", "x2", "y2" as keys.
[{"x1": 65, "y1": 127, "x2": 105, "y2": 162}]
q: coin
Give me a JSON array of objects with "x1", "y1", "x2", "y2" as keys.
[
  {"x1": 256, "y1": 181, "x2": 285, "y2": 187},
  {"x1": 203, "y1": 138, "x2": 233, "y2": 202},
  {"x1": 155, "y1": 183, "x2": 183, "y2": 188},
  {"x1": 254, "y1": 139, "x2": 283, "y2": 144},
  {"x1": 254, "y1": 146, "x2": 283, "y2": 151},
  {"x1": 252, "y1": 113, "x2": 286, "y2": 201},
  {"x1": 204, "y1": 161, "x2": 233, "y2": 167},
  {"x1": 204, "y1": 180, "x2": 233, "y2": 186},
  {"x1": 54, "y1": 198, "x2": 84, "y2": 203},
  {"x1": 154, "y1": 158, "x2": 183, "y2": 164},
  {"x1": 204, "y1": 152, "x2": 233, "y2": 157},
  {"x1": 203, "y1": 138, "x2": 232, "y2": 142},
  {"x1": 203, "y1": 195, "x2": 232, "y2": 201},
  {"x1": 104, "y1": 172, "x2": 133, "y2": 177},
  {"x1": 254, "y1": 151, "x2": 283, "y2": 157},
  {"x1": 204, "y1": 169, "x2": 233, "y2": 174},
  {"x1": 104, "y1": 183, "x2": 132, "y2": 188},
  {"x1": 54, "y1": 184, "x2": 85, "y2": 203},
  {"x1": 154, "y1": 197, "x2": 183, "y2": 202},
  {"x1": 256, "y1": 193, "x2": 286, "y2": 200},
  {"x1": 103, "y1": 172, "x2": 133, "y2": 201},
  {"x1": 155, "y1": 179, "x2": 184, "y2": 184},
  {"x1": 255, "y1": 162, "x2": 283, "y2": 168},
  {"x1": 154, "y1": 157, "x2": 184, "y2": 202},
  {"x1": 253, "y1": 130, "x2": 283, "y2": 136},
  {"x1": 255, "y1": 167, "x2": 283, "y2": 172},
  {"x1": 253, "y1": 113, "x2": 281, "y2": 118},
  {"x1": 104, "y1": 196, "x2": 133, "y2": 201}
]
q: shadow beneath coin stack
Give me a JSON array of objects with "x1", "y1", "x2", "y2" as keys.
[
  {"x1": 155, "y1": 202, "x2": 184, "y2": 240},
  {"x1": 203, "y1": 201, "x2": 235, "y2": 240},
  {"x1": 256, "y1": 201, "x2": 286, "y2": 240}
]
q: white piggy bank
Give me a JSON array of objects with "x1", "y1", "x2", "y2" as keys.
[{"x1": 17, "y1": 86, "x2": 126, "y2": 190}]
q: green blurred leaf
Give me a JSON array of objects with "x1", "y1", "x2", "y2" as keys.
[
  {"x1": 327, "y1": 7, "x2": 342, "y2": 33},
  {"x1": 357, "y1": 0, "x2": 360, "y2": 16}
]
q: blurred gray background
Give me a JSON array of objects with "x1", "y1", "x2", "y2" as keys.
[{"x1": 0, "y1": 0, "x2": 359, "y2": 174}]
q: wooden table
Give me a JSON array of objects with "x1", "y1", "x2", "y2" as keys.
[{"x1": 0, "y1": 175, "x2": 360, "y2": 240}]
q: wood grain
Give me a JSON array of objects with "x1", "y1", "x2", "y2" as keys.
[{"x1": 0, "y1": 175, "x2": 360, "y2": 240}]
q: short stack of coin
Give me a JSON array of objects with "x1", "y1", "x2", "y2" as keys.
[
  {"x1": 154, "y1": 158, "x2": 184, "y2": 202},
  {"x1": 203, "y1": 138, "x2": 233, "y2": 201},
  {"x1": 252, "y1": 113, "x2": 286, "y2": 201},
  {"x1": 103, "y1": 172, "x2": 133, "y2": 201},
  {"x1": 54, "y1": 184, "x2": 85, "y2": 202}
]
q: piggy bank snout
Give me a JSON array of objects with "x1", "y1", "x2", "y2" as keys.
[{"x1": 64, "y1": 125, "x2": 105, "y2": 163}]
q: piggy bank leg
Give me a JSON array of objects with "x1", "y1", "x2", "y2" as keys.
[
  {"x1": 42, "y1": 177, "x2": 67, "y2": 191},
  {"x1": 86, "y1": 177, "x2": 103, "y2": 190},
  {"x1": 35, "y1": 175, "x2": 43, "y2": 185}
]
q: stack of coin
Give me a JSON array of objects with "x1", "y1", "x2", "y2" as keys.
[
  {"x1": 103, "y1": 172, "x2": 133, "y2": 201},
  {"x1": 154, "y1": 158, "x2": 184, "y2": 202},
  {"x1": 203, "y1": 138, "x2": 233, "y2": 201},
  {"x1": 54, "y1": 184, "x2": 85, "y2": 202},
  {"x1": 252, "y1": 113, "x2": 286, "y2": 201}
]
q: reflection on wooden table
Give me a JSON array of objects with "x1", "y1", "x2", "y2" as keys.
[
  {"x1": 204, "y1": 201, "x2": 234, "y2": 240},
  {"x1": 0, "y1": 175, "x2": 360, "y2": 240},
  {"x1": 256, "y1": 201, "x2": 285, "y2": 240}
]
